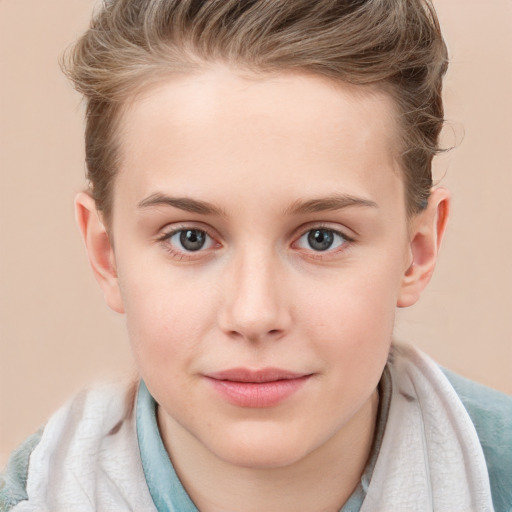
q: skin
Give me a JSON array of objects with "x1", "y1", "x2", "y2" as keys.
[{"x1": 76, "y1": 66, "x2": 449, "y2": 512}]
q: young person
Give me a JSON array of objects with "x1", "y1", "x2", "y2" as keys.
[{"x1": 2, "y1": 1, "x2": 511, "y2": 511}]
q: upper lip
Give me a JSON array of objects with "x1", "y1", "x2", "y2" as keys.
[{"x1": 205, "y1": 368, "x2": 310, "y2": 383}]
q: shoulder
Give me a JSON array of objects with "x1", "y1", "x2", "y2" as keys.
[
  {"x1": 0, "y1": 380, "x2": 139, "y2": 511},
  {"x1": 442, "y1": 368, "x2": 512, "y2": 512},
  {"x1": 0, "y1": 429, "x2": 43, "y2": 511}
]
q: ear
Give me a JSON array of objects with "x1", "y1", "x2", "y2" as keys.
[
  {"x1": 75, "y1": 192, "x2": 125, "y2": 314},
  {"x1": 397, "y1": 187, "x2": 450, "y2": 308}
]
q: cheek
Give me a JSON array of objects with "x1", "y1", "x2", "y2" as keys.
[
  {"x1": 304, "y1": 288, "x2": 395, "y2": 387},
  {"x1": 296, "y1": 257, "x2": 402, "y2": 390},
  {"x1": 118, "y1": 266, "x2": 218, "y2": 373},
  {"x1": 299, "y1": 262, "x2": 400, "y2": 342}
]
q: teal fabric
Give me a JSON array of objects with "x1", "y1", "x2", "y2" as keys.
[
  {"x1": 136, "y1": 369, "x2": 392, "y2": 512},
  {"x1": 2, "y1": 369, "x2": 510, "y2": 511},
  {"x1": 0, "y1": 428, "x2": 43, "y2": 511},
  {"x1": 443, "y1": 369, "x2": 512, "y2": 512},
  {"x1": 136, "y1": 380, "x2": 199, "y2": 512}
]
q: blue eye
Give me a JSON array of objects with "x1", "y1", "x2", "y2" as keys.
[
  {"x1": 167, "y1": 229, "x2": 214, "y2": 252},
  {"x1": 297, "y1": 228, "x2": 347, "y2": 252}
]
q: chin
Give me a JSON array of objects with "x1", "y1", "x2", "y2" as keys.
[
  {"x1": 220, "y1": 445, "x2": 307, "y2": 470},
  {"x1": 208, "y1": 424, "x2": 313, "y2": 470}
]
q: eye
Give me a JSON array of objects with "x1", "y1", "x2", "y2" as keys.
[
  {"x1": 296, "y1": 228, "x2": 348, "y2": 252},
  {"x1": 165, "y1": 228, "x2": 215, "y2": 252}
]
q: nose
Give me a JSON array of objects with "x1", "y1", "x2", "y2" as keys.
[{"x1": 218, "y1": 248, "x2": 292, "y2": 342}]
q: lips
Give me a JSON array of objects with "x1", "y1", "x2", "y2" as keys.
[{"x1": 205, "y1": 368, "x2": 312, "y2": 408}]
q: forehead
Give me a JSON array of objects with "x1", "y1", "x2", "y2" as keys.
[{"x1": 115, "y1": 67, "x2": 403, "y2": 214}]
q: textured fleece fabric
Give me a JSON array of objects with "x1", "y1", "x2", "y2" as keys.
[{"x1": 1, "y1": 357, "x2": 511, "y2": 511}]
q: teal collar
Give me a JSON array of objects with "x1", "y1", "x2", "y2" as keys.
[
  {"x1": 136, "y1": 370, "x2": 391, "y2": 512},
  {"x1": 136, "y1": 380, "x2": 199, "y2": 512}
]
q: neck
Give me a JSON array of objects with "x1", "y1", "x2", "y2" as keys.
[{"x1": 157, "y1": 390, "x2": 379, "y2": 512}]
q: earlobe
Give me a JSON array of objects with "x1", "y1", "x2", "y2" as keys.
[
  {"x1": 397, "y1": 188, "x2": 450, "y2": 308},
  {"x1": 75, "y1": 192, "x2": 125, "y2": 314}
]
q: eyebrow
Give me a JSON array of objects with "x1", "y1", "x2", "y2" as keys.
[
  {"x1": 138, "y1": 193, "x2": 226, "y2": 216},
  {"x1": 138, "y1": 192, "x2": 377, "y2": 216},
  {"x1": 285, "y1": 194, "x2": 378, "y2": 215}
]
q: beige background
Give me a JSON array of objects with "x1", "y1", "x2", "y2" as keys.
[{"x1": 1, "y1": 0, "x2": 511, "y2": 467}]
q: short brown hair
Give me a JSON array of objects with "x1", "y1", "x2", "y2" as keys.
[{"x1": 63, "y1": 0, "x2": 448, "y2": 224}]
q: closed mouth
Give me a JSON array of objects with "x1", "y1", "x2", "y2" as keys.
[
  {"x1": 205, "y1": 367, "x2": 311, "y2": 383},
  {"x1": 204, "y1": 368, "x2": 313, "y2": 408}
]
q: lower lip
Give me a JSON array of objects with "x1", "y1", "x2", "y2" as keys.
[{"x1": 206, "y1": 376, "x2": 311, "y2": 408}]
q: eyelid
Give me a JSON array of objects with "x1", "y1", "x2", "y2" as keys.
[
  {"x1": 292, "y1": 222, "x2": 355, "y2": 243},
  {"x1": 157, "y1": 221, "x2": 218, "y2": 241},
  {"x1": 156, "y1": 223, "x2": 221, "y2": 260},
  {"x1": 291, "y1": 223, "x2": 355, "y2": 256}
]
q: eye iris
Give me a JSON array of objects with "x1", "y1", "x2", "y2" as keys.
[
  {"x1": 180, "y1": 230, "x2": 206, "y2": 251},
  {"x1": 307, "y1": 229, "x2": 334, "y2": 251}
]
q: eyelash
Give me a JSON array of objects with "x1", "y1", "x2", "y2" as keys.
[
  {"x1": 293, "y1": 224, "x2": 354, "y2": 258},
  {"x1": 157, "y1": 224, "x2": 354, "y2": 261},
  {"x1": 157, "y1": 225, "x2": 219, "y2": 261}
]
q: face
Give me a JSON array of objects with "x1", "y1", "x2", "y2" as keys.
[{"x1": 105, "y1": 68, "x2": 415, "y2": 469}]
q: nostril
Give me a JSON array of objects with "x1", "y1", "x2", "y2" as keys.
[{"x1": 226, "y1": 328, "x2": 283, "y2": 342}]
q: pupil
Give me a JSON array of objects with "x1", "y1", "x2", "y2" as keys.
[
  {"x1": 180, "y1": 230, "x2": 206, "y2": 251},
  {"x1": 308, "y1": 229, "x2": 333, "y2": 251}
]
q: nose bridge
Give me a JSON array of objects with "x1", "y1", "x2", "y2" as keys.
[{"x1": 220, "y1": 244, "x2": 289, "y2": 341}]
